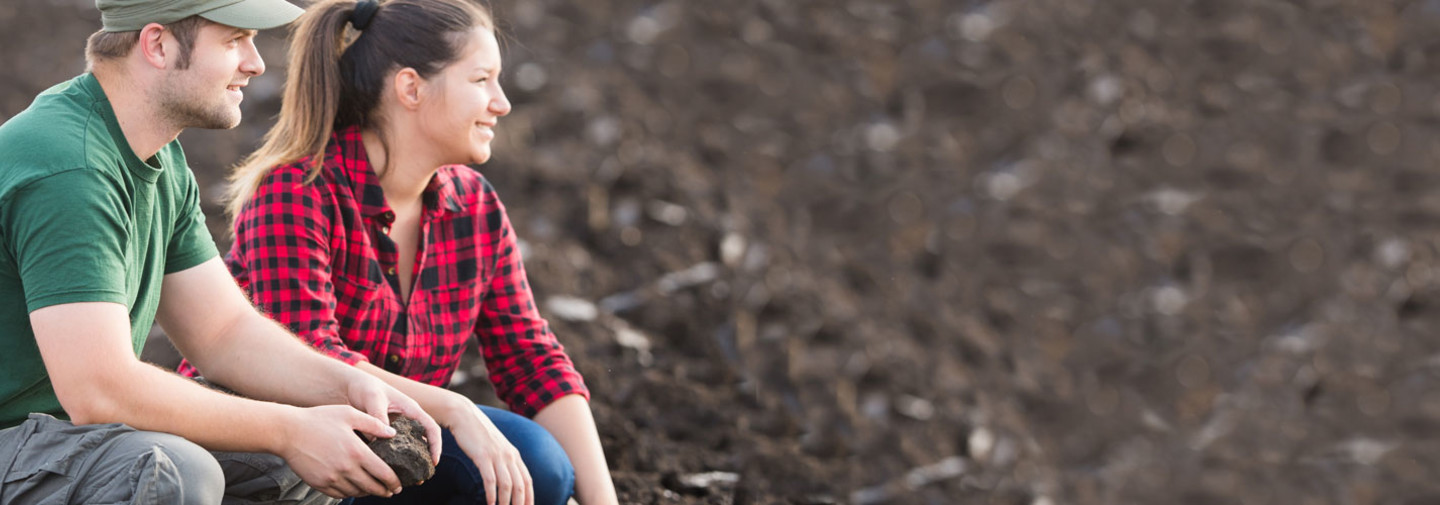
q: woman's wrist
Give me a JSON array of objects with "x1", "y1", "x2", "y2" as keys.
[{"x1": 434, "y1": 391, "x2": 478, "y2": 427}]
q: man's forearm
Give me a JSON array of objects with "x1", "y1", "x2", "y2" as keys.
[
  {"x1": 186, "y1": 312, "x2": 364, "y2": 408},
  {"x1": 77, "y1": 357, "x2": 300, "y2": 454},
  {"x1": 34, "y1": 300, "x2": 302, "y2": 454},
  {"x1": 158, "y1": 259, "x2": 368, "y2": 409}
]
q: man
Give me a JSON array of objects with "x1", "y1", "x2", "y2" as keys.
[{"x1": 0, "y1": 1, "x2": 444, "y2": 504}]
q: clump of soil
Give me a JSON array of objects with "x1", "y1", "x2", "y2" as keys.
[{"x1": 367, "y1": 414, "x2": 434, "y2": 487}]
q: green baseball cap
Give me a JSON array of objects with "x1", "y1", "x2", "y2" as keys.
[{"x1": 98, "y1": 0, "x2": 304, "y2": 32}]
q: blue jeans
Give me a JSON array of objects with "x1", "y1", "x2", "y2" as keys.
[{"x1": 345, "y1": 405, "x2": 574, "y2": 505}]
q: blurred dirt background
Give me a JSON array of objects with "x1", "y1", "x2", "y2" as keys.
[{"x1": 8, "y1": 0, "x2": 1440, "y2": 503}]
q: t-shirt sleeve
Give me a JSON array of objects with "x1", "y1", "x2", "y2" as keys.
[
  {"x1": 3, "y1": 168, "x2": 131, "y2": 311},
  {"x1": 164, "y1": 167, "x2": 218, "y2": 274}
]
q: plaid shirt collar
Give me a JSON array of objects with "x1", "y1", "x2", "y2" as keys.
[{"x1": 328, "y1": 125, "x2": 465, "y2": 222}]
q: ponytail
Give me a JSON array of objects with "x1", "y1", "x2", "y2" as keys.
[
  {"x1": 226, "y1": 0, "x2": 354, "y2": 219},
  {"x1": 226, "y1": 0, "x2": 493, "y2": 220}
]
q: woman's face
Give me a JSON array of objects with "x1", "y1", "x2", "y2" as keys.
[{"x1": 420, "y1": 27, "x2": 511, "y2": 166}]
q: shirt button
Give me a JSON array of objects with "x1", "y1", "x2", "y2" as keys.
[
  {"x1": 387, "y1": 354, "x2": 400, "y2": 364},
  {"x1": 386, "y1": 267, "x2": 396, "y2": 276}
]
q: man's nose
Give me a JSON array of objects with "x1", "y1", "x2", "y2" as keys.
[{"x1": 240, "y1": 39, "x2": 265, "y2": 76}]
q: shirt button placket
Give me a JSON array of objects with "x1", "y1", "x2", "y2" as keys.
[{"x1": 381, "y1": 210, "x2": 394, "y2": 235}]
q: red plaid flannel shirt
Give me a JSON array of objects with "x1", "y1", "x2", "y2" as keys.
[{"x1": 178, "y1": 126, "x2": 588, "y2": 417}]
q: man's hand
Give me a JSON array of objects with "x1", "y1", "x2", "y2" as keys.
[
  {"x1": 443, "y1": 395, "x2": 534, "y2": 505},
  {"x1": 347, "y1": 377, "x2": 444, "y2": 465},
  {"x1": 277, "y1": 405, "x2": 404, "y2": 498}
]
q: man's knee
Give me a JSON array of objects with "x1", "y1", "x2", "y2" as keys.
[{"x1": 114, "y1": 432, "x2": 224, "y2": 505}]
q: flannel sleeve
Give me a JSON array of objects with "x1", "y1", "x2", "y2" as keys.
[
  {"x1": 228, "y1": 168, "x2": 366, "y2": 366},
  {"x1": 475, "y1": 192, "x2": 589, "y2": 417}
]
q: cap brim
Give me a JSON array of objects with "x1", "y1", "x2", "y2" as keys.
[{"x1": 199, "y1": 0, "x2": 304, "y2": 30}]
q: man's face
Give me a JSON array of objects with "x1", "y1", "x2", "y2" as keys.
[{"x1": 157, "y1": 21, "x2": 264, "y2": 130}]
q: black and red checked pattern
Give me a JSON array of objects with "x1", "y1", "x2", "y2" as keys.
[{"x1": 178, "y1": 126, "x2": 588, "y2": 417}]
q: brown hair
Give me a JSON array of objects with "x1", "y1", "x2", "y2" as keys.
[
  {"x1": 226, "y1": 0, "x2": 494, "y2": 219},
  {"x1": 85, "y1": 16, "x2": 210, "y2": 71}
]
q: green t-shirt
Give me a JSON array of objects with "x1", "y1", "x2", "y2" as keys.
[{"x1": 0, "y1": 74, "x2": 219, "y2": 428}]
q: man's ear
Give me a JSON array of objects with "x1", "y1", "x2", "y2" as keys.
[
  {"x1": 135, "y1": 23, "x2": 171, "y2": 70},
  {"x1": 392, "y1": 68, "x2": 425, "y2": 110}
]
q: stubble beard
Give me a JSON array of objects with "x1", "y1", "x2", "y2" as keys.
[{"x1": 156, "y1": 72, "x2": 241, "y2": 130}]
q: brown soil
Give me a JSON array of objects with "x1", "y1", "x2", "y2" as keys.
[
  {"x1": 8, "y1": 0, "x2": 1440, "y2": 504},
  {"x1": 369, "y1": 414, "x2": 435, "y2": 488}
]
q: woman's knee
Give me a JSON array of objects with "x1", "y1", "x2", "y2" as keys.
[
  {"x1": 476, "y1": 406, "x2": 575, "y2": 505},
  {"x1": 521, "y1": 443, "x2": 573, "y2": 505}
]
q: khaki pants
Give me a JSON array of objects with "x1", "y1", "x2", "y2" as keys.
[{"x1": 0, "y1": 414, "x2": 336, "y2": 505}]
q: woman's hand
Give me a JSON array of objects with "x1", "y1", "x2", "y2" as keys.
[
  {"x1": 346, "y1": 375, "x2": 445, "y2": 465},
  {"x1": 440, "y1": 394, "x2": 535, "y2": 505}
]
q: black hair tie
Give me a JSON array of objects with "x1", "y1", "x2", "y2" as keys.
[{"x1": 351, "y1": 0, "x2": 380, "y2": 30}]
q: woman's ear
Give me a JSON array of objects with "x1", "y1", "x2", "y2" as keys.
[{"x1": 392, "y1": 68, "x2": 425, "y2": 110}]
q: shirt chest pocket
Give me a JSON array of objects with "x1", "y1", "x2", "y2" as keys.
[
  {"x1": 415, "y1": 251, "x2": 486, "y2": 333},
  {"x1": 420, "y1": 285, "x2": 479, "y2": 377},
  {"x1": 424, "y1": 285, "x2": 480, "y2": 336},
  {"x1": 333, "y1": 259, "x2": 386, "y2": 320}
]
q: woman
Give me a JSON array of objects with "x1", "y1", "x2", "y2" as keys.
[{"x1": 178, "y1": 1, "x2": 619, "y2": 504}]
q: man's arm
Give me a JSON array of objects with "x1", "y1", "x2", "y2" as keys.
[
  {"x1": 32, "y1": 257, "x2": 441, "y2": 498},
  {"x1": 161, "y1": 259, "x2": 383, "y2": 409},
  {"x1": 155, "y1": 258, "x2": 444, "y2": 463},
  {"x1": 30, "y1": 299, "x2": 402, "y2": 498},
  {"x1": 32, "y1": 301, "x2": 305, "y2": 447}
]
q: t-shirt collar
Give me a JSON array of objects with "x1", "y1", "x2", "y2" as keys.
[{"x1": 79, "y1": 73, "x2": 165, "y2": 183}]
